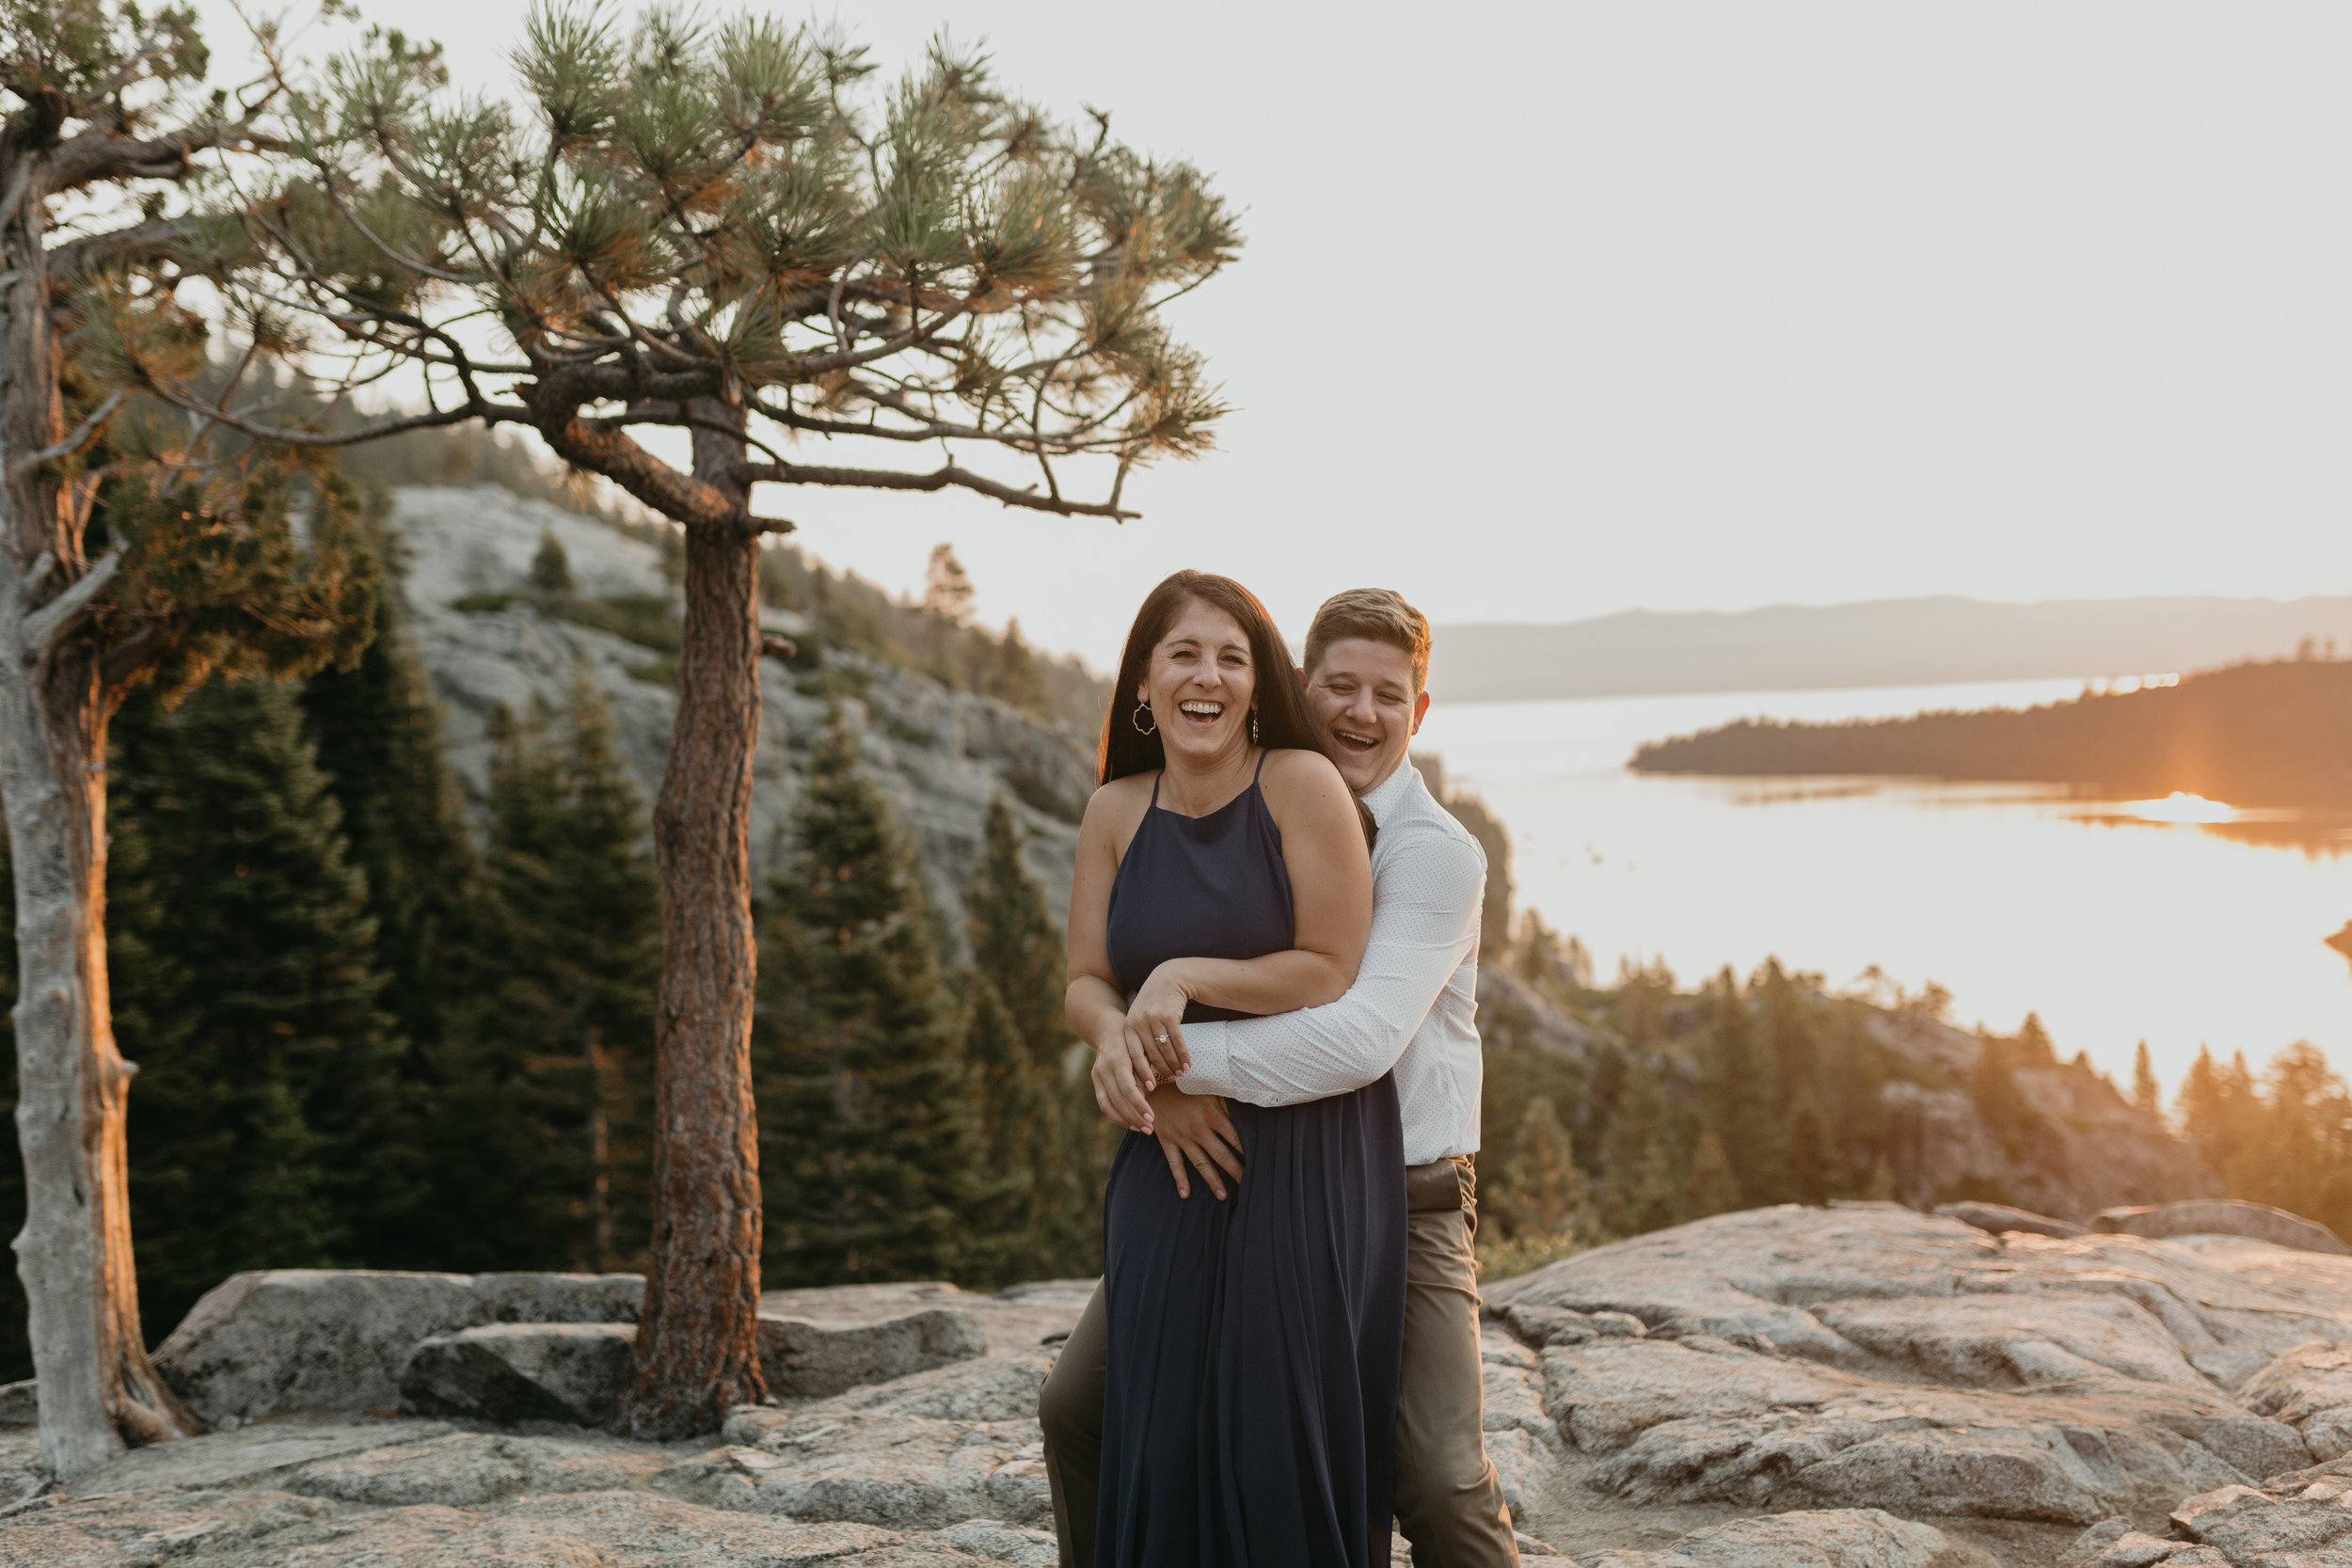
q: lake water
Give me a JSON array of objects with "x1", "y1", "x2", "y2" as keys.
[{"x1": 1412, "y1": 677, "x2": 2352, "y2": 1097}]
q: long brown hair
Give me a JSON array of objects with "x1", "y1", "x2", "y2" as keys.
[{"x1": 1097, "y1": 571, "x2": 1375, "y2": 846}]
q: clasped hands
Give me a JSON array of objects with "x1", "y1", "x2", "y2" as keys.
[{"x1": 1088, "y1": 959, "x2": 1245, "y2": 1201}]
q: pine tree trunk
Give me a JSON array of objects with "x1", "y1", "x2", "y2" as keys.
[
  {"x1": 0, "y1": 193, "x2": 200, "y2": 1478},
  {"x1": 612, "y1": 399, "x2": 768, "y2": 1436}
]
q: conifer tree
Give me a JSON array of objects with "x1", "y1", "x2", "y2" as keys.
[
  {"x1": 1784, "y1": 1088, "x2": 1836, "y2": 1206},
  {"x1": 2131, "y1": 1041, "x2": 2162, "y2": 1118},
  {"x1": 0, "y1": 6, "x2": 419, "y2": 1463},
  {"x1": 297, "y1": 530, "x2": 483, "y2": 1262},
  {"x1": 963, "y1": 978, "x2": 1058, "y2": 1285},
  {"x1": 1496, "y1": 1097, "x2": 1588, "y2": 1242},
  {"x1": 1973, "y1": 1035, "x2": 2028, "y2": 1152},
  {"x1": 965, "y1": 797, "x2": 1092, "y2": 1273},
  {"x1": 108, "y1": 678, "x2": 405, "y2": 1338},
  {"x1": 756, "y1": 712, "x2": 989, "y2": 1286},
  {"x1": 444, "y1": 682, "x2": 660, "y2": 1273},
  {"x1": 1599, "y1": 1058, "x2": 1681, "y2": 1237},
  {"x1": 1685, "y1": 1132, "x2": 1740, "y2": 1218},
  {"x1": 1701, "y1": 972, "x2": 1783, "y2": 1202},
  {"x1": 185, "y1": 13, "x2": 1238, "y2": 1434}
]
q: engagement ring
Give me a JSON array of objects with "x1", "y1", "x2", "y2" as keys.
[{"x1": 1155, "y1": 1034, "x2": 1168, "y2": 1043}]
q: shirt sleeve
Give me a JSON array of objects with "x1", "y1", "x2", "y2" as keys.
[{"x1": 1178, "y1": 824, "x2": 1485, "y2": 1107}]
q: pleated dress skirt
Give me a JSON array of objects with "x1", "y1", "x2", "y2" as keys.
[{"x1": 1093, "y1": 1072, "x2": 1406, "y2": 1568}]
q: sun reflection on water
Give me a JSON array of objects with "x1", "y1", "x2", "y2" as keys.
[{"x1": 2122, "y1": 790, "x2": 2237, "y2": 824}]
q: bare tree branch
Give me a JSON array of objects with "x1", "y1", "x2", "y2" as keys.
[
  {"x1": 13, "y1": 390, "x2": 126, "y2": 473},
  {"x1": 736, "y1": 458, "x2": 1137, "y2": 519}
]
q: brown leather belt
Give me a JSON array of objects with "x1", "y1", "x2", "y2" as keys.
[{"x1": 1405, "y1": 1154, "x2": 1475, "y2": 1213}]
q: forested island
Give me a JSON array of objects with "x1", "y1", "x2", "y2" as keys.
[{"x1": 1629, "y1": 657, "x2": 2352, "y2": 807}]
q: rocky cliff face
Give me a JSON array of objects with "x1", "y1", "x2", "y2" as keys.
[{"x1": 387, "y1": 484, "x2": 1095, "y2": 946}]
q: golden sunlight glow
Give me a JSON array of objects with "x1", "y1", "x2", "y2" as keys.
[
  {"x1": 2086, "y1": 673, "x2": 2184, "y2": 697},
  {"x1": 2122, "y1": 791, "x2": 2236, "y2": 824}
]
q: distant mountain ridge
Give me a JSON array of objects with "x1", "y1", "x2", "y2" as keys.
[{"x1": 1432, "y1": 594, "x2": 2352, "y2": 703}]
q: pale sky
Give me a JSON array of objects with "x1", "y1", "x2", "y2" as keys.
[{"x1": 198, "y1": 1, "x2": 2352, "y2": 670}]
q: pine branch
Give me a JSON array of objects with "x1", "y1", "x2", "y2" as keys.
[{"x1": 735, "y1": 458, "x2": 1136, "y2": 520}]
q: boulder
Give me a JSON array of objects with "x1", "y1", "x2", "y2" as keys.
[
  {"x1": 758, "y1": 1306, "x2": 988, "y2": 1398},
  {"x1": 2093, "y1": 1201, "x2": 2352, "y2": 1257},
  {"x1": 1582, "y1": 1509, "x2": 1956, "y2": 1568},
  {"x1": 0, "y1": 1380, "x2": 32, "y2": 1428},
  {"x1": 657, "y1": 1352, "x2": 1054, "y2": 1530},
  {"x1": 152, "y1": 1268, "x2": 642, "y2": 1425},
  {"x1": 2238, "y1": 1340, "x2": 2352, "y2": 1460},
  {"x1": 397, "y1": 1323, "x2": 637, "y2": 1425},
  {"x1": 1490, "y1": 1302, "x2": 1649, "y2": 1349},
  {"x1": 1936, "y1": 1201, "x2": 2087, "y2": 1239}
]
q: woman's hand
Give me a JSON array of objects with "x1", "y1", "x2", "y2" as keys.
[
  {"x1": 1089, "y1": 1018, "x2": 1160, "y2": 1133},
  {"x1": 1125, "y1": 961, "x2": 1194, "y2": 1081}
]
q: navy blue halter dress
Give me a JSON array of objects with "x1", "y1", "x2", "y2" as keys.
[{"x1": 1095, "y1": 752, "x2": 1406, "y2": 1568}]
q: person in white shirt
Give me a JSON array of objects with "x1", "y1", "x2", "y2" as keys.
[{"x1": 1040, "y1": 588, "x2": 1520, "y2": 1568}]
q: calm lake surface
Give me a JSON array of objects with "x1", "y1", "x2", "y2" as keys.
[{"x1": 1412, "y1": 678, "x2": 2352, "y2": 1095}]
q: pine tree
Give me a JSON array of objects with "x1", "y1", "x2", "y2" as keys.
[
  {"x1": 217, "y1": 18, "x2": 1236, "y2": 1433},
  {"x1": 109, "y1": 678, "x2": 407, "y2": 1338},
  {"x1": 1702, "y1": 972, "x2": 1784, "y2": 1202},
  {"x1": 297, "y1": 528, "x2": 483, "y2": 1263},
  {"x1": 1685, "y1": 1131, "x2": 1740, "y2": 1218},
  {"x1": 964, "y1": 797, "x2": 1093, "y2": 1274},
  {"x1": 442, "y1": 681, "x2": 661, "y2": 1273},
  {"x1": 963, "y1": 979, "x2": 1059, "y2": 1285},
  {"x1": 757, "y1": 712, "x2": 991, "y2": 1285},
  {"x1": 1498, "y1": 1097, "x2": 1590, "y2": 1242},
  {"x1": 1599, "y1": 1058, "x2": 1681, "y2": 1237},
  {"x1": 2131, "y1": 1041, "x2": 2162, "y2": 1117},
  {"x1": 1784, "y1": 1088, "x2": 1836, "y2": 1205},
  {"x1": 531, "y1": 529, "x2": 575, "y2": 596},
  {"x1": 1973, "y1": 1035, "x2": 2028, "y2": 1153}
]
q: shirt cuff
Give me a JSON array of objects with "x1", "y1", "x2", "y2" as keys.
[{"x1": 1177, "y1": 1019, "x2": 1235, "y2": 1099}]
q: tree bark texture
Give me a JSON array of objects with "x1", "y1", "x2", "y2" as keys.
[
  {"x1": 0, "y1": 188, "x2": 199, "y2": 1479},
  {"x1": 612, "y1": 399, "x2": 769, "y2": 1437}
]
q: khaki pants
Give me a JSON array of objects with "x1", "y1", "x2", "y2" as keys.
[{"x1": 1039, "y1": 1157, "x2": 1520, "y2": 1568}]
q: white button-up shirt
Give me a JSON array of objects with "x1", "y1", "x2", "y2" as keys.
[{"x1": 1177, "y1": 760, "x2": 1486, "y2": 1165}]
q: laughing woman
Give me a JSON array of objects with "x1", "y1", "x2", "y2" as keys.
[{"x1": 1061, "y1": 570, "x2": 1405, "y2": 1568}]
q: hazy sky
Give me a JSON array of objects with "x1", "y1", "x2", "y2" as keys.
[{"x1": 198, "y1": 1, "x2": 2352, "y2": 670}]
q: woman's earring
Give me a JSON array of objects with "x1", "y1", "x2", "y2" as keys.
[
  {"x1": 1250, "y1": 711, "x2": 1259, "y2": 744},
  {"x1": 1132, "y1": 701, "x2": 1156, "y2": 736}
]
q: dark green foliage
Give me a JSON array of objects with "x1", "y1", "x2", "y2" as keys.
[
  {"x1": 530, "y1": 529, "x2": 575, "y2": 596},
  {"x1": 109, "y1": 678, "x2": 408, "y2": 1338},
  {"x1": 963, "y1": 798, "x2": 1097, "y2": 1276},
  {"x1": 437, "y1": 683, "x2": 660, "y2": 1274},
  {"x1": 2179, "y1": 1042, "x2": 2352, "y2": 1239},
  {"x1": 755, "y1": 713, "x2": 993, "y2": 1285},
  {"x1": 295, "y1": 533, "x2": 482, "y2": 1263},
  {"x1": 1491, "y1": 1097, "x2": 1586, "y2": 1241}
]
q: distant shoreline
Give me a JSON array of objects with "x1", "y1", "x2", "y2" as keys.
[
  {"x1": 1628, "y1": 657, "x2": 2352, "y2": 810},
  {"x1": 1431, "y1": 594, "x2": 2352, "y2": 705}
]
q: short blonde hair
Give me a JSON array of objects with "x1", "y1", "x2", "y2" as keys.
[{"x1": 1304, "y1": 588, "x2": 1431, "y2": 694}]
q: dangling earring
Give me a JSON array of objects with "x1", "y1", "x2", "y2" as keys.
[
  {"x1": 1132, "y1": 701, "x2": 1156, "y2": 736},
  {"x1": 1250, "y1": 711, "x2": 1260, "y2": 744}
]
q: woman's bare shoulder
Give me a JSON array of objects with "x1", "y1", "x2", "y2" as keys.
[{"x1": 1081, "y1": 772, "x2": 1157, "y2": 847}]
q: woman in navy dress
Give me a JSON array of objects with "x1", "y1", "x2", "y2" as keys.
[{"x1": 1064, "y1": 570, "x2": 1406, "y2": 1568}]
